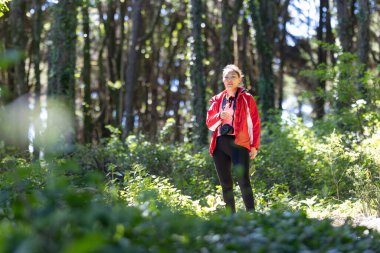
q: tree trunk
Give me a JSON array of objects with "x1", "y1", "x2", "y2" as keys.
[
  {"x1": 315, "y1": 0, "x2": 328, "y2": 119},
  {"x1": 9, "y1": 0, "x2": 27, "y2": 97},
  {"x1": 335, "y1": 0, "x2": 355, "y2": 53},
  {"x1": 220, "y1": 0, "x2": 243, "y2": 72},
  {"x1": 8, "y1": 0, "x2": 28, "y2": 150},
  {"x1": 123, "y1": 0, "x2": 144, "y2": 139},
  {"x1": 82, "y1": 0, "x2": 92, "y2": 143},
  {"x1": 105, "y1": 0, "x2": 120, "y2": 126},
  {"x1": 189, "y1": 0, "x2": 208, "y2": 147},
  {"x1": 248, "y1": 0, "x2": 276, "y2": 121},
  {"x1": 32, "y1": 0, "x2": 42, "y2": 97},
  {"x1": 32, "y1": 0, "x2": 43, "y2": 159},
  {"x1": 96, "y1": 37, "x2": 108, "y2": 139},
  {"x1": 116, "y1": 0, "x2": 128, "y2": 125},
  {"x1": 149, "y1": 48, "x2": 159, "y2": 142},
  {"x1": 357, "y1": 0, "x2": 370, "y2": 71},
  {"x1": 47, "y1": 0, "x2": 78, "y2": 146},
  {"x1": 278, "y1": 0, "x2": 290, "y2": 111}
]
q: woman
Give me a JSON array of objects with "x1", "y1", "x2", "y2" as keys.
[{"x1": 206, "y1": 64, "x2": 260, "y2": 213}]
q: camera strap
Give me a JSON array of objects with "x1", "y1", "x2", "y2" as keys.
[{"x1": 221, "y1": 90, "x2": 239, "y2": 126}]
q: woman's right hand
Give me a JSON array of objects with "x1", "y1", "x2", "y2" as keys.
[{"x1": 220, "y1": 111, "x2": 229, "y2": 119}]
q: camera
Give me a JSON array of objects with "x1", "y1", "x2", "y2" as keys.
[{"x1": 220, "y1": 124, "x2": 234, "y2": 135}]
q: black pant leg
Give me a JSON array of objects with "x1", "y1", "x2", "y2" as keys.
[
  {"x1": 232, "y1": 145, "x2": 255, "y2": 211},
  {"x1": 213, "y1": 138, "x2": 236, "y2": 213}
]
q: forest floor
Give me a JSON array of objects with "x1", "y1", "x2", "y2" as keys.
[{"x1": 331, "y1": 215, "x2": 380, "y2": 233}]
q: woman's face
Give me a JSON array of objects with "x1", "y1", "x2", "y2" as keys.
[{"x1": 223, "y1": 71, "x2": 241, "y2": 91}]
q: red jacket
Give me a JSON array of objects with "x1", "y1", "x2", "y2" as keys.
[{"x1": 206, "y1": 87, "x2": 260, "y2": 156}]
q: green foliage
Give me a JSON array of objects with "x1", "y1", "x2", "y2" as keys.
[
  {"x1": 253, "y1": 117, "x2": 379, "y2": 204},
  {"x1": 73, "y1": 126, "x2": 217, "y2": 200},
  {"x1": 0, "y1": 0, "x2": 9, "y2": 17},
  {"x1": 348, "y1": 132, "x2": 380, "y2": 216},
  {"x1": 302, "y1": 52, "x2": 380, "y2": 135},
  {"x1": 1, "y1": 157, "x2": 380, "y2": 253}
]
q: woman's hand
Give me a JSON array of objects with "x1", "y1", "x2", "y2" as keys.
[
  {"x1": 220, "y1": 111, "x2": 231, "y2": 120},
  {"x1": 249, "y1": 147, "x2": 257, "y2": 159}
]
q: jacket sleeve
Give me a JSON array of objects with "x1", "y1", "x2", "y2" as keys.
[
  {"x1": 247, "y1": 95, "x2": 261, "y2": 150},
  {"x1": 206, "y1": 97, "x2": 222, "y2": 131}
]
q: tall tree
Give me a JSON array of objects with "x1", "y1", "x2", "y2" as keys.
[
  {"x1": 277, "y1": 0, "x2": 290, "y2": 110},
  {"x1": 248, "y1": 0, "x2": 276, "y2": 121},
  {"x1": 47, "y1": 0, "x2": 78, "y2": 144},
  {"x1": 32, "y1": 0, "x2": 44, "y2": 159},
  {"x1": 105, "y1": 0, "x2": 120, "y2": 125},
  {"x1": 82, "y1": 0, "x2": 92, "y2": 143},
  {"x1": 32, "y1": 0, "x2": 43, "y2": 99},
  {"x1": 9, "y1": 0, "x2": 27, "y2": 98},
  {"x1": 315, "y1": 0, "x2": 329, "y2": 119},
  {"x1": 357, "y1": 0, "x2": 370, "y2": 71},
  {"x1": 189, "y1": 0, "x2": 208, "y2": 146},
  {"x1": 220, "y1": 0, "x2": 243, "y2": 71},
  {"x1": 123, "y1": 0, "x2": 144, "y2": 139},
  {"x1": 335, "y1": 0, "x2": 355, "y2": 53}
]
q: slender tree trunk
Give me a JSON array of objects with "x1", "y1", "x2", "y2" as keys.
[
  {"x1": 239, "y1": 16, "x2": 250, "y2": 86},
  {"x1": 105, "y1": 0, "x2": 120, "y2": 126},
  {"x1": 123, "y1": 0, "x2": 144, "y2": 139},
  {"x1": 32, "y1": 0, "x2": 43, "y2": 159},
  {"x1": 82, "y1": 0, "x2": 92, "y2": 143},
  {"x1": 117, "y1": 0, "x2": 128, "y2": 125},
  {"x1": 33, "y1": 0, "x2": 42, "y2": 97},
  {"x1": 174, "y1": 75, "x2": 186, "y2": 142},
  {"x1": 96, "y1": 4, "x2": 111, "y2": 138},
  {"x1": 315, "y1": 0, "x2": 328, "y2": 119},
  {"x1": 326, "y1": 0, "x2": 336, "y2": 65},
  {"x1": 149, "y1": 48, "x2": 159, "y2": 142},
  {"x1": 189, "y1": 0, "x2": 208, "y2": 147},
  {"x1": 278, "y1": 0, "x2": 290, "y2": 111},
  {"x1": 248, "y1": 0, "x2": 276, "y2": 121},
  {"x1": 96, "y1": 37, "x2": 108, "y2": 139},
  {"x1": 9, "y1": 0, "x2": 27, "y2": 97}
]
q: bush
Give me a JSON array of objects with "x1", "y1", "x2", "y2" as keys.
[
  {"x1": 1, "y1": 160, "x2": 379, "y2": 253},
  {"x1": 253, "y1": 117, "x2": 379, "y2": 204}
]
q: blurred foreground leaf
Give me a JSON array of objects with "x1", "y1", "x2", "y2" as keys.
[{"x1": 0, "y1": 49, "x2": 25, "y2": 69}]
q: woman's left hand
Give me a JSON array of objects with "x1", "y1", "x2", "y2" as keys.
[{"x1": 249, "y1": 147, "x2": 257, "y2": 159}]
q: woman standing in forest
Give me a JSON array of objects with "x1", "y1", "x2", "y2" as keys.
[{"x1": 206, "y1": 64, "x2": 260, "y2": 213}]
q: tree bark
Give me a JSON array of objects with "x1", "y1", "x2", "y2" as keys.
[
  {"x1": 315, "y1": 0, "x2": 328, "y2": 119},
  {"x1": 82, "y1": 0, "x2": 92, "y2": 143},
  {"x1": 248, "y1": 0, "x2": 276, "y2": 121},
  {"x1": 107, "y1": 1, "x2": 121, "y2": 125},
  {"x1": 47, "y1": 0, "x2": 78, "y2": 146},
  {"x1": 9, "y1": 0, "x2": 27, "y2": 97},
  {"x1": 32, "y1": 0, "x2": 43, "y2": 159},
  {"x1": 32, "y1": 0, "x2": 43, "y2": 98},
  {"x1": 123, "y1": 0, "x2": 144, "y2": 139},
  {"x1": 335, "y1": 0, "x2": 355, "y2": 53},
  {"x1": 278, "y1": 0, "x2": 290, "y2": 111},
  {"x1": 357, "y1": 0, "x2": 370, "y2": 70},
  {"x1": 220, "y1": 0, "x2": 243, "y2": 71},
  {"x1": 189, "y1": 0, "x2": 208, "y2": 146}
]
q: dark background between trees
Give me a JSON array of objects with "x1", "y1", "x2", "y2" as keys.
[{"x1": 0, "y1": 0, "x2": 379, "y2": 150}]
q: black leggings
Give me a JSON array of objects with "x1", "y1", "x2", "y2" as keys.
[{"x1": 213, "y1": 135, "x2": 254, "y2": 213}]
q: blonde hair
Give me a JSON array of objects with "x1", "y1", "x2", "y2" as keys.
[{"x1": 222, "y1": 64, "x2": 244, "y2": 79}]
